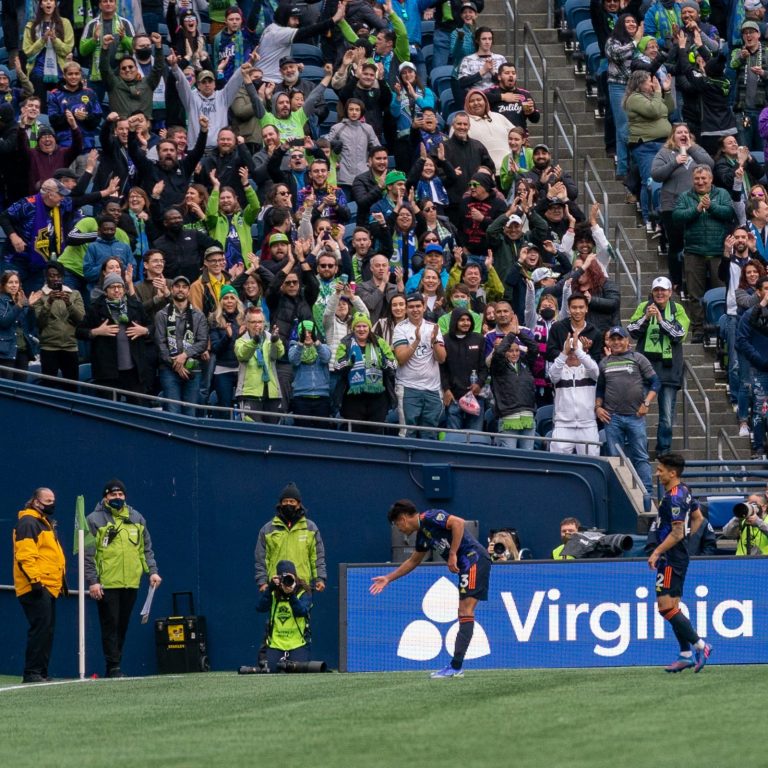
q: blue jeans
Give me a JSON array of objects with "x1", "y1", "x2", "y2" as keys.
[
  {"x1": 724, "y1": 313, "x2": 752, "y2": 420},
  {"x1": 751, "y1": 369, "x2": 768, "y2": 454},
  {"x1": 608, "y1": 82, "x2": 629, "y2": 176},
  {"x1": 655, "y1": 385, "x2": 678, "y2": 455},
  {"x1": 159, "y1": 366, "x2": 201, "y2": 416},
  {"x1": 445, "y1": 399, "x2": 484, "y2": 432},
  {"x1": 432, "y1": 28, "x2": 451, "y2": 69},
  {"x1": 604, "y1": 412, "x2": 652, "y2": 493},
  {"x1": 631, "y1": 141, "x2": 663, "y2": 223},
  {"x1": 402, "y1": 387, "x2": 443, "y2": 438},
  {"x1": 212, "y1": 370, "x2": 237, "y2": 412},
  {"x1": 495, "y1": 423, "x2": 535, "y2": 450}
]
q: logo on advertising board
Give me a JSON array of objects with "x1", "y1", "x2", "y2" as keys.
[{"x1": 344, "y1": 560, "x2": 764, "y2": 672}]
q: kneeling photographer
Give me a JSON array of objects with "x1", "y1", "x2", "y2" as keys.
[
  {"x1": 256, "y1": 559, "x2": 313, "y2": 671},
  {"x1": 722, "y1": 494, "x2": 768, "y2": 556}
]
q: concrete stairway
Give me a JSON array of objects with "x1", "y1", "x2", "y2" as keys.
[{"x1": 482, "y1": 0, "x2": 752, "y2": 461}]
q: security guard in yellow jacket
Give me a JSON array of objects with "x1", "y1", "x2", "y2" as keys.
[{"x1": 13, "y1": 487, "x2": 66, "y2": 683}]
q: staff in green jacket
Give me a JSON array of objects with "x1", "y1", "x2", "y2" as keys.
[{"x1": 85, "y1": 477, "x2": 161, "y2": 678}]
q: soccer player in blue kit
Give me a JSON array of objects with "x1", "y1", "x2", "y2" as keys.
[
  {"x1": 648, "y1": 453, "x2": 712, "y2": 673},
  {"x1": 369, "y1": 499, "x2": 492, "y2": 678}
]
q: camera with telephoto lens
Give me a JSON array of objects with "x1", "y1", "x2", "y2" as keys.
[
  {"x1": 734, "y1": 501, "x2": 762, "y2": 520},
  {"x1": 279, "y1": 572, "x2": 296, "y2": 590},
  {"x1": 560, "y1": 530, "x2": 633, "y2": 559},
  {"x1": 492, "y1": 542, "x2": 506, "y2": 556},
  {"x1": 277, "y1": 660, "x2": 327, "y2": 673}
]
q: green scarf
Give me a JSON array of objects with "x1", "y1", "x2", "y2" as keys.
[{"x1": 641, "y1": 301, "x2": 674, "y2": 362}]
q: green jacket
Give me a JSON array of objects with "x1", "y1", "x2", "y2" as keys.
[
  {"x1": 234, "y1": 333, "x2": 284, "y2": 400},
  {"x1": 258, "y1": 589, "x2": 311, "y2": 651},
  {"x1": 32, "y1": 286, "x2": 85, "y2": 352},
  {"x1": 671, "y1": 186, "x2": 734, "y2": 257},
  {"x1": 206, "y1": 187, "x2": 261, "y2": 265},
  {"x1": 84, "y1": 501, "x2": 158, "y2": 589},
  {"x1": 254, "y1": 514, "x2": 327, "y2": 588},
  {"x1": 625, "y1": 90, "x2": 674, "y2": 143},
  {"x1": 101, "y1": 44, "x2": 165, "y2": 118}
]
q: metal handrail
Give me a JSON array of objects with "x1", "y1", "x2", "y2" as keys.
[
  {"x1": 582, "y1": 155, "x2": 610, "y2": 232},
  {"x1": 0, "y1": 365, "x2": 604, "y2": 450},
  {"x1": 504, "y1": 0, "x2": 519, "y2": 67},
  {"x1": 612, "y1": 222, "x2": 642, "y2": 304},
  {"x1": 522, "y1": 22, "x2": 549, "y2": 146},
  {"x1": 716, "y1": 427, "x2": 751, "y2": 491},
  {"x1": 552, "y1": 87, "x2": 578, "y2": 185},
  {"x1": 681, "y1": 360, "x2": 711, "y2": 460}
]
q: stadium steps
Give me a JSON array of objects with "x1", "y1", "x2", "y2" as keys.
[{"x1": 497, "y1": 0, "x2": 752, "y2": 462}]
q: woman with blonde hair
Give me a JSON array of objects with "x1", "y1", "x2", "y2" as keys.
[{"x1": 209, "y1": 284, "x2": 247, "y2": 411}]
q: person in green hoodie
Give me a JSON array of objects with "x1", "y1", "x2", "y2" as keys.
[{"x1": 84, "y1": 477, "x2": 161, "y2": 678}]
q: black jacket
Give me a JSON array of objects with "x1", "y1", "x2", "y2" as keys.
[
  {"x1": 443, "y1": 135, "x2": 495, "y2": 206},
  {"x1": 490, "y1": 332, "x2": 537, "y2": 417},
  {"x1": 77, "y1": 294, "x2": 152, "y2": 385},
  {"x1": 154, "y1": 228, "x2": 219, "y2": 283},
  {"x1": 264, "y1": 268, "x2": 320, "y2": 358},
  {"x1": 546, "y1": 318, "x2": 603, "y2": 363},
  {"x1": 197, "y1": 144, "x2": 256, "y2": 208},
  {"x1": 351, "y1": 169, "x2": 384, "y2": 226},
  {"x1": 440, "y1": 309, "x2": 488, "y2": 399}
]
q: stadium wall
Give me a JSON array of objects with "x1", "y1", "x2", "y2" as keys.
[{"x1": 0, "y1": 382, "x2": 636, "y2": 675}]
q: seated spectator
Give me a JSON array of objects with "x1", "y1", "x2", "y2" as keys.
[
  {"x1": 334, "y1": 312, "x2": 397, "y2": 433},
  {"x1": 463, "y1": 89, "x2": 515, "y2": 171},
  {"x1": 235, "y1": 307, "x2": 284, "y2": 424},
  {"x1": 549, "y1": 334, "x2": 600, "y2": 455},
  {"x1": 440, "y1": 307, "x2": 488, "y2": 433},
  {"x1": 457, "y1": 27, "x2": 507, "y2": 96},
  {"x1": 208, "y1": 285, "x2": 246, "y2": 412},
  {"x1": 155, "y1": 275, "x2": 209, "y2": 416},
  {"x1": 77, "y1": 272, "x2": 151, "y2": 403},
  {"x1": 490, "y1": 332, "x2": 537, "y2": 449},
  {"x1": 289, "y1": 319, "x2": 332, "y2": 428}
]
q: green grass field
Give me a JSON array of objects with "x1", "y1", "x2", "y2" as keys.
[{"x1": 1, "y1": 667, "x2": 763, "y2": 768}]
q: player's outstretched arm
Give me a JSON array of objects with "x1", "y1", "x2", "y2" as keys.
[{"x1": 370, "y1": 551, "x2": 427, "y2": 595}]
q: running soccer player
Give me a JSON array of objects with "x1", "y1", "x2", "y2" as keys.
[
  {"x1": 648, "y1": 453, "x2": 712, "y2": 673},
  {"x1": 369, "y1": 499, "x2": 491, "y2": 678}
]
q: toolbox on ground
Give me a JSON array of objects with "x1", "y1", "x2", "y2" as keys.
[{"x1": 155, "y1": 591, "x2": 210, "y2": 674}]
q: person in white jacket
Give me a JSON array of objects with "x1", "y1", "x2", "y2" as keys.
[
  {"x1": 323, "y1": 282, "x2": 369, "y2": 363},
  {"x1": 549, "y1": 333, "x2": 601, "y2": 455}
]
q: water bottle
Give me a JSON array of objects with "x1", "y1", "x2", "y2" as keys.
[{"x1": 470, "y1": 369, "x2": 478, "y2": 387}]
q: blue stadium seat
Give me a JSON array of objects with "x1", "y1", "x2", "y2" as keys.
[
  {"x1": 421, "y1": 44, "x2": 433, "y2": 71},
  {"x1": 291, "y1": 43, "x2": 324, "y2": 67},
  {"x1": 324, "y1": 88, "x2": 339, "y2": 106},
  {"x1": 421, "y1": 19, "x2": 435, "y2": 47},
  {"x1": 430, "y1": 65, "x2": 454, "y2": 97},
  {"x1": 319, "y1": 109, "x2": 337, "y2": 134},
  {"x1": 301, "y1": 64, "x2": 326, "y2": 82},
  {"x1": 575, "y1": 19, "x2": 596, "y2": 50},
  {"x1": 702, "y1": 287, "x2": 726, "y2": 327},
  {"x1": 438, "y1": 88, "x2": 455, "y2": 119},
  {"x1": 706, "y1": 496, "x2": 742, "y2": 528},
  {"x1": 585, "y1": 42, "x2": 603, "y2": 76},
  {"x1": 565, "y1": 0, "x2": 591, "y2": 30}
]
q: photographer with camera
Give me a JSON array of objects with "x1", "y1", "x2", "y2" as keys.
[
  {"x1": 487, "y1": 530, "x2": 520, "y2": 562},
  {"x1": 721, "y1": 494, "x2": 768, "y2": 555},
  {"x1": 552, "y1": 517, "x2": 580, "y2": 559},
  {"x1": 255, "y1": 559, "x2": 313, "y2": 671}
]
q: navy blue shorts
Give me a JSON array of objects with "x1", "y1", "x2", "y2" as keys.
[
  {"x1": 459, "y1": 555, "x2": 491, "y2": 601},
  {"x1": 656, "y1": 564, "x2": 686, "y2": 598}
]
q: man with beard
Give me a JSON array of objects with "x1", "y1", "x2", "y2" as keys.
[
  {"x1": 128, "y1": 113, "x2": 208, "y2": 210},
  {"x1": 335, "y1": 60, "x2": 392, "y2": 140},
  {"x1": 351, "y1": 146, "x2": 389, "y2": 226},
  {"x1": 154, "y1": 207, "x2": 219, "y2": 282},
  {"x1": 457, "y1": 173, "x2": 507, "y2": 259},
  {"x1": 443, "y1": 112, "x2": 494, "y2": 216},
  {"x1": 254, "y1": 482, "x2": 327, "y2": 593},
  {"x1": 296, "y1": 158, "x2": 351, "y2": 225},
  {"x1": 197, "y1": 126, "x2": 255, "y2": 208},
  {"x1": 524, "y1": 144, "x2": 578, "y2": 202},
  {"x1": 485, "y1": 62, "x2": 540, "y2": 132}
]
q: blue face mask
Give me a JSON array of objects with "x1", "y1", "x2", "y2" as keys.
[
  {"x1": 453, "y1": 298, "x2": 469, "y2": 309},
  {"x1": 107, "y1": 498, "x2": 125, "y2": 511}
]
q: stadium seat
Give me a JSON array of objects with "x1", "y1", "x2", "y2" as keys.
[
  {"x1": 324, "y1": 88, "x2": 339, "y2": 106},
  {"x1": 575, "y1": 19, "x2": 596, "y2": 50},
  {"x1": 421, "y1": 19, "x2": 435, "y2": 47},
  {"x1": 705, "y1": 496, "x2": 742, "y2": 528},
  {"x1": 585, "y1": 42, "x2": 603, "y2": 76},
  {"x1": 565, "y1": 0, "x2": 591, "y2": 30},
  {"x1": 319, "y1": 109, "x2": 337, "y2": 134},
  {"x1": 291, "y1": 43, "x2": 324, "y2": 67},
  {"x1": 430, "y1": 65, "x2": 454, "y2": 98},
  {"x1": 535, "y1": 405, "x2": 554, "y2": 437},
  {"x1": 421, "y1": 44, "x2": 433, "y2": 71},
  {"x1": 301, "y1": 64, "x2": 326, "y2": 83}
]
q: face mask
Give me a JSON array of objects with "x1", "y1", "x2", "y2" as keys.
[
  {"x1": 540, "y1": 307, "x2": 556, "y2": 321},
  {"x1": 453, "y1": 298, "x2": 469, "y2": 309},
  {"x1": 40, "y1": 502, "x2": 55, "y2": 516},
  {"x1": 135, "y1": 48, "x2": 152, "y2": 62},
  {"x1": 279, "y1": 504, "x2": 300, "y2": 519},
  {"x1": 166, "y1": 222, "x2": 183, "y2": 233},
  {"x1": 107, "y1": 498, "x2": 125, "y2": 511}
]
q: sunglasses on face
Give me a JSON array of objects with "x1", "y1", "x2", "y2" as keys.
[
  {"x1": 422, "y1": 206, "x2": 435, "y2": 212},
  {"x1": 283, "y1": 280, "x2": 299, "y2": 286}
]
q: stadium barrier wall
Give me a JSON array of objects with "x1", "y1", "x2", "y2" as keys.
[
  {"x1": 341, "y1": 559, "x2": 766, "y2": 671},
  {"x1": 0, "y1": 381, "x2": 636, "y2": 675}
]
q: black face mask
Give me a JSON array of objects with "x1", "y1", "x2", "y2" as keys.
[
  {"x1": 40, "y1": 502, "x2": 56, "y2": 516},
  {"x1": 279, "y1": 504, "x2": 300, "y2": 520},
  {"x1": 135, "y1": 48, "x2": 152, "y2": 62},
  {"x1": 540, "y1": 307, "x2": 556, "y2": 321},
  {"x1": 166, "y1": 221, "x2": 183, "y2": 233}
]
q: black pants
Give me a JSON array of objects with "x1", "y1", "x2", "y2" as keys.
[
  {"x1": 264, "y1": 644, "x2": 310, "y2": 672},
  {"x1": 19, "y1": 588, "x2": 56, "y2": 679},
  {"x1": 40, "y1": 349, "x2": 79, "y2": 390},
  {"x1": 291, "y1": 396, "x2": 332, "y2": 429},
  {"x1": 97, "y1": 588, "x2": 138, "y2": 672},
  {"x1": 0, "y1": 351, "x2": 29, "y2": 381},
  {"x1": 341, "y1": 392, "x2": 389, "y2": 433},
  {"x1": 93, "y1": 368, "x2": 146, "y2": 406}
]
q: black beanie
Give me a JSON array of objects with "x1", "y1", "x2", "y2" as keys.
[
  {"x1": 705, "y1": 53, "x2": 726, "y2": 79},
  {"x1": 279, "y1": 482, "x2": 302, "y2": 503},
  {"x1": 103, "y1": 478, "x2": 126, "y2": 496}
]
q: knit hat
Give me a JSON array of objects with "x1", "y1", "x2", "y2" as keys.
[
  {"x1": 279, "y1": 482, "x2": 302, "y2": 503},
  {"x1": 637, "y1": 35, "x2": 654, "y2": 53},
  {"x1": 470, "y1": 172, "x2": 493, "y2": 191},
  {"x1": 172, "y1": 275, "x2": 191, "y2": 286},
  {"x1": 219, "y1": 284, "x2": 239, "y2": 299},
  {"x1": 680, "y1": 0, "x2": 698, "y2": 11},
  {"x1": 103, "y1": 478, "x2": 126, "y2": 496},
  {"x1": 103, "y1": 273, "x2": 125, "y2": 290},
  {"x1": 352, "y1": 312, "x2": 372, "y2": 328},
  {"x1": 742, "y1": 20, "x2": 761, "y2": 32},
  {"x1": 37, "y1": 126, "x2": 55, "y2": 138},
  {"x1": 385, "y1": 170, "x2": 407, "y2": 186},
  {"x1": 705, "y1": 52, "x2": 726, "y2": 78}
]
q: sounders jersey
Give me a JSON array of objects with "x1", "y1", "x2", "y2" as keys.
[
  {"x1": 656, "y1": 483, "x2": 699, "y2": 571},
  {"x1": 415, "y1": 510, "x2": 490, "y2": 571}
]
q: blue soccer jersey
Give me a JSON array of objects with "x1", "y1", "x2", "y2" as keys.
[
  {"x1": 656, "y1": 483, "x2": 699, "y2": 570},
  {"x1": 415, "y1": 510, "x2": 490, "y2": 571}
]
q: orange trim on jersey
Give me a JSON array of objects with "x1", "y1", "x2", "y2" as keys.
[
  {"x1": 468, "y1": 563, "x2": 476, "y2": 590},
  {"x1": 664, "y1": 566, "x2": 672, "y2": 589}
]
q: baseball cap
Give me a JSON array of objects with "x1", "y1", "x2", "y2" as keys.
[
  {"x1": 172, "y1": 275, "x2": 191, "y2": 286},
  {"x1": 608, "y1": 325, "x2": 628, "y2": 338},
  {"x1": 204, "y1": 245, "x2": 225, "y2": 259},
  {"x1": 742, "y1": 20, "x2": 761, "y2": 32},
  {"x1": 269, "y1": 233, "x2": 290, "y2": 246},
  {"x1": 651, "y1": 276, "x2": 672, "y2": 291},
  {"x1": 424, "y1": 243, "x2": 444, "y2": 254},
  {"x1": 531, "y1": 267, "x2": 557, "y2": 283},
  {"x1": 533, "y1": 143, "x2": 550, "y2": 153},
  {"x1": 53, "y1": 168, "x2": 78, "y2": 181},
  {"x1": 197, "y1": 70, "x2": 215, "y2": 82},
  {"x1": 279, "y1": 56, "x2": 298, "y2": 68},
  {"x1": 506, "y1": 214, "x2": 523, "y2": 226},
  {"x1": 405, "y1": 291, "x2": 424, "y2": 303},
  {"x1": 461, "y1": 1, "x2": 479, "y2": 10}
]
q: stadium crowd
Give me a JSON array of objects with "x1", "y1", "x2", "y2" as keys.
[
  {"x1": 0, "y1": 0, "x2": 753, "y2": 460},
  {"x1": 583, "y1": 0, "x2": 768, "y2": 458}
]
